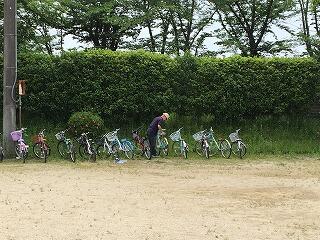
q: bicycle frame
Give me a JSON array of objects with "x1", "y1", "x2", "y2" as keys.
[
  {"x1": 14, "y1": 128, "x2": 29, "y2": 160},
  {"x1": 157, "y1": 130, "x2": 167, "y2": 148},
  {"x1": 100, "y1": 135, "x2": 115, "y2": 154},
  {"x1": 132, "y1": 128, "x2": 147, "y2": 150},
  {"x1": 132, "y1": 127, "x2": 151, "y2": 159},
  {"x1": 206, "y1": 127, "x2": 220, "y2": 149},
  {"x1": 170, "y1": 128, "x2": 188, "y2": 157},
  {"x1": 81, "y1": 133, "x2": 94, "y2": 155}
]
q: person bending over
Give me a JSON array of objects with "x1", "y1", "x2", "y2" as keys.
[{"x1": 147, "y1": 113, "x2": 169, "y2": 157}]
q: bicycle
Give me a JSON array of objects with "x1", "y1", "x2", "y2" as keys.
[
  {"x1": 55, "y1": 129, "x2": 76, "y2": 162},
  {"x1": 156, "y1": 129, "x2": 169, "y2": 156},
  {"x1": 193, "y1": 127, "x2": 231, "y2": 159},
  {"x1": 132, "y1": 126, "x2": 151, "y2": 160},
  {"x1": 95, "y1": 131, "x2": 117, "y2": 160},
  {"x1": 193, "y1": 130, "x2": 210, "y2": 158},
  {"x1": 77, "y1": 132, "x2": 96, "y2": 162},
  {"x1": 10, "y1": 128, "x2": 29, "y2": 163},
  {"x1": 32, "y1": 129, "x2": 51, "y2": 162},
  {"x1": 229, "y1": 129, "x2": 247, "y2": 158},
  {"x1": 0, "y1": 133, "x2": 4, "y2": 162},
  {"x1": 107, "y1": 129, "x2": 134, "y2": 159},
  {"x1": 169, "y1": 127, "x2": 189, "y2": 159}
]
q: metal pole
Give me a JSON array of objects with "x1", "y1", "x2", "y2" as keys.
[
  {"x1": 3, "y1": 0, "x2": 17, "y2": 157},
  {"x1": 19, "y1": 95, "x2": 22, "y2": 129}
]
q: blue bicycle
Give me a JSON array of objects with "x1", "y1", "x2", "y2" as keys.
[
  {"x1": 156, "y1": 129, "x2": 169, "y2": 156},
  {"x1": 107, "y1": 129, "x2": 134, "y2": 159},
  {"x1": 169, "y1": 127, "x2": 189, "y2": 159}
]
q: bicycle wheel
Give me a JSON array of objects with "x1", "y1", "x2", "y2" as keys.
[
  {"x1": 15, "y1": 143, "x2": 20, "y2": 157},
  {"x1": 232, "y1": 141, "x2": 246, "y2": 158},
  {"x1": 57, "y1": 141, "x2": 68, "y2": 158},
  {"x1": 22, "y1": 149, "x2": 28, "y2": 163},
  {"x1": 96, "y1": 144, "x2": 111, "y2": 160},
  {"x1": 79, "y1": 145, "x2": 90, "y2": 159},
  {"x1": 0, "y1": 147, "x2": 3, "y2": 162},
  {"x1": 161, "y1": 137, "x2": 169, "y2": 156},
  {"x1": 238, "y1": 142, "x2": 247, "y2": 158},
  {"x1": 69, "y1": 144, "x2": 76, "y2": 162},
  {"x1": 195, "y1": 141, "x2": 203, "y2": 156},
  {"x1": 44, "y1": 148, "x2": 48, "y2": 163},
  {"x1": 122, "y1": 141, "x2": 134, "y2": 159},
  {"x1": 33, "y1": 143, "x2": 44, "y2": 159},
  {"x1": 89, "y1": 147, "x2": 96, "y2": 162},
  {"x1": 204, "y1": 145, "x2": 210, "y2": 159},
  {"x1": 219, "y1": 139, "x2": 231, "y2": 159},
  {"x1": 172, "y1": 141, "x2": 181, "y2": 156},
  {"x1": 134, "y1": 143, "x2": 144, "y2": 156},
  {"x1": 111, "y1": 142, "x2": 121, "y2": 157},
  {"x1": 143, "y1": 139, "x2": 151, "y2": 160},
  {"x1": 183, "y1": 146, "x2": 188, "y2": 159}
]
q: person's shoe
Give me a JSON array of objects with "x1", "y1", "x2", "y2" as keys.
[{"x1": 151, "y1": 155, "x2": 159, "y2": 158}]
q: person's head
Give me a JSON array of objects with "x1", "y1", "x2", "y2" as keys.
[{"x1": 161, "y1": 113, "x2": 170, "y2": 121}]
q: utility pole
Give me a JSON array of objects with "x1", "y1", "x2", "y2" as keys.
[{"x1": 3, "y1": 0, "x2": 17, "y2": 157}]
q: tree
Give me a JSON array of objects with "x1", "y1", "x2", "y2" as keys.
[
  {"x1": 209, "y1": 0, "x2": 295, "y2": 56},
  {"x1": 167, "y1": 0, "x2": 216, "y2": 55},
  {"x1": 60, "y1": 0, "x2": 141, "y2": 50},
  {"x1": 129, "y1": 0, "x2": 172, "y2": 53},
  {"x1": 297, "y1": 0, "x2": 320, "y2": 56},
  {"x1": 131, "y1": 0, "x2": 215, "y2": 55},
  {"x1": 18, "y1": 0, "x2": 66, "y2": 54}
]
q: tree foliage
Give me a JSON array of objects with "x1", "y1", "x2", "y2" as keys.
[{"x1": 208, "y1": 0, "x2": 295, "y2": 56}]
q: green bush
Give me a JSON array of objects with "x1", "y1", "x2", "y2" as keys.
[
  {"x1": 0, "y1": 50, "x2": 318, "y2": 123},
  {"x1": 67, "y1": 111, "x2": 104, "y2": 137}
]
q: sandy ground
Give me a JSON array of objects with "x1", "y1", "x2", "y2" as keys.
[{"x1": 1, "y1": 157, "x2": 320, "y2": 240}]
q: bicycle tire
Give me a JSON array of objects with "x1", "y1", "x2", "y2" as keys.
[
  {"x1": 0, "y1": 147, "x2": 3, "y2": 162},
  {"x1": 89, "y1": 148, "x2": 96, "y2": 162},
  {"x1": 219, "y1": 139, "x2": 231, "y2": 159},
  {"x1": 172, "y1": 141, "x2": 181, "y2": 156},
  {"x1": 162, "y1": 137, "x2": 169, "y2": 156},
  {"x1": 79, "y1": 145, "x2": 89, "y2": 159},
  {"x1": 44, "y1": 148, "x2": 48, "y2": 163},
  {"x1": 195, "y1": 141, "x2": 203, "y2": 156},
  {"x1": 96, "y1": 144, "x2": 112, "y2": 160},
  {"x1": 70, "y1": 144, "x2": 76, "y2": 162},
  {"x1": 22, "y1": 149, "x2": 28, "y2": 163},
  {"x1": 15, "y1": 143, "x2": 20, "y2": 157},
  {"x1": 143, "y1": 139, "x2": 151, "y2": 160},
  {"x1": 239, "y1": 142, "x2": 247, "y2": 158},
  {"x1": 232, "y1": 141, "x2": 246, "y2": 158},
  {"x1": 205, "y1": 146, "x2": 210, "y2": 159},
  {"x1": 183, "y1": 146, "x2": 188, "y2": 159},
  {"x1": 57, "y1": 141, "x2": 68, "y2": 158},
  {"x1": 33, "y1": 143, "x2": 45, "y2": 159},
  {"x1": 122, "y1": 141, "x2": 134, "y2": 159}
]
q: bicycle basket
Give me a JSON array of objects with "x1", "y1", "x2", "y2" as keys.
[
  {"x1": 192, "y1": 131, "x2": 204, "y2": 141},
  {"x1": 169, "y1": 130, "x2": 181, "y2": 142},
  {"x1": 10, "y1": 131, "x2": 22, "y2": 141},
  {"x1": 229, "y1": 132, "x2": 240, "y2": 143},
  {"x1": 55, "y1": 132, "x2": 65, "y2": 141},
  {"x1": 32, "y1": 135, "x2": 42, "y2": 144},
  {"x1": 106, "y1": 131, "x2": 118, "y2": 142}
]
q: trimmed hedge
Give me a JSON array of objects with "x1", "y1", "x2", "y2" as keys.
[{"x1": 0, "y1": 50, "x2": 319, "y2": 123}]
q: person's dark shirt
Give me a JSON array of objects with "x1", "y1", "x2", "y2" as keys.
[{"x1": 148, "y1": 116, "x2": 164, "y2": 134}]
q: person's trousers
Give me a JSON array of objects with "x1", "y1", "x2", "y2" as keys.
[{"x1": 147, "y1": 130, "x2": 157, "y2": 156}]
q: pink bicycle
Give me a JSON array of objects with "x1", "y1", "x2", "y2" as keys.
[{"x1": 10, "y1": 128, "x2": 29, "y2": 163}]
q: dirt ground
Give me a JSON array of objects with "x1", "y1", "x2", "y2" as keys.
[{"x1": 1, "y1": 156, "x2": 320, "y2": 240}]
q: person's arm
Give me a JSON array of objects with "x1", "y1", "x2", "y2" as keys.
[{"x1": 158, "y1": 118, "x2": 164, "y2": 131}]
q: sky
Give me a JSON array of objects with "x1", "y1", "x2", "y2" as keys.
[{"x1": 61, "y1": 15, "x2": 307, "y2": 57}]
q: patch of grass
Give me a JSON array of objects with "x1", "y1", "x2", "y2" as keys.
[{"x1": 2, "y1": 115, "x2": 320, "y2": 162}]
